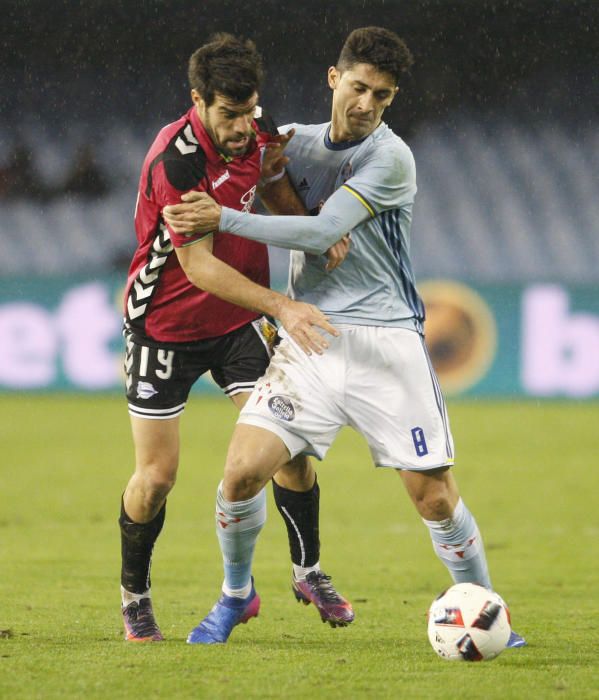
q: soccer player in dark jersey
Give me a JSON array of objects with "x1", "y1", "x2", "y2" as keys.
[{"x1": 119, "y1": 33, "x2": 353, "y2": 642}]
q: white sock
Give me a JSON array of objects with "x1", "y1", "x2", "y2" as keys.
[
  {"x1": 215, "y1": 482, "x2": 266, "y2": 594},
  {"x1": 293, "y1": 562, "x2": 321, "y2": 581},
  {"x1": 423, "y1": 498, "x2": 492, "y2": 589},
  {"x1": 121, "y1": 585, "x2": 150, "y2": 607},
  {"x1": 222, "y1": 580, "x2": 253, "y2": 599}
]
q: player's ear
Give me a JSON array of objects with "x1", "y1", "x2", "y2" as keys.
[
  {"x1": 327, "y1": 66, "x2": 340, "y2": 90},
  {"x1": 191, "y1": 89, "x2": 206, "y2": 114}
]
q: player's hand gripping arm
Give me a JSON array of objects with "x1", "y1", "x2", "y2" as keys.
[
  {"x1": 174, "y1": 236, "x2": 338, "y2": 355},
  {"x1": 258, "y1": 128, "x2": 303, "y2": 215}
]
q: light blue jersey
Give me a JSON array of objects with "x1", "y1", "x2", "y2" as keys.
[
  {"x1": 220, "y1": 120, "x2": 425, "y2": 332},
  {"x1": 282, "y1": 121, "x2": 423, "y2": 330}
]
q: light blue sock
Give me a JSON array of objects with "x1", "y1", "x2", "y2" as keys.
[
  {"x1": 215, "y1": 482, "x2": 266, "y2": 594},
  {"x1": 423, "y1": 498, "x2": 492, "y2": 589}
]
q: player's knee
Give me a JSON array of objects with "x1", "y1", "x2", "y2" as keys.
[
  {"x1": 223, "y1": 471, "x2": 263, "y2": 501},
  {"x1": 149, "y1": 470, "x2": 177, "y2": 498},
  {"x1": 226, "y1": 478, "x2": 261, "y2": 502},
  {"x1": 416, "y1": 492, "x2": 454, "y2": 521},
  {"x1": 136, "y1": 461, "x2": 178, "y2": 501},
  {"x1": 223, "y1": 454, "x2": 263, "y2": 501}
]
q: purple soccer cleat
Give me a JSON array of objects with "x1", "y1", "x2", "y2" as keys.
[
  {"x1": 122, "y1": 598, "x2": 164, "y2": 642},
  {"x1": 187, "y1": 579, "x2": 260, "y2": 644},
  {"x1": 292, "y1": 571, "x2": 354, "y2": 628}
]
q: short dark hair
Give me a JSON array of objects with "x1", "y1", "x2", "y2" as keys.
[
  {"x1": 337, "y1": 27, "x2": 413, "y2": 84},
  {"x1": 188, "y1": 33, "x2": 264, "y2": 107}
]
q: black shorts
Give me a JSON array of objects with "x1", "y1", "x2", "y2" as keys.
[{"x1": 124, "y1": 317, "x2": 277, "y2": 419}]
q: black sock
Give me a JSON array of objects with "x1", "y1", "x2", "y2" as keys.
[
  {"x1": 272, "y1": 477, "x2": 320, "y2": 567},
  {"x1": 119, "y1": 498, "x2": 166, "y2": 594}
]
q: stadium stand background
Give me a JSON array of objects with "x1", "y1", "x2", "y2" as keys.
[
  {"x1": 1, "y1": 0, "x2": 598, "y2": 282},
  {"x1": 1, "y1": 0, "x2": 598, "y2": 397}
]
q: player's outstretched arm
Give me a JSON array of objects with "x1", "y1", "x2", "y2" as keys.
[
  {"x1": 164, "y1": 188, "x2": 366, "y2": 256},
  {"x1": 218, "y1": 187, "x2": 369, "y2": 254},
  {"x1": 175, "y1": 237, "x2": 338, "y2": 355}
]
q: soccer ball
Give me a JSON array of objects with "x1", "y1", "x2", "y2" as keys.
[{"x1": 427, "y1": 583, "x2": 511, "y2": 661}]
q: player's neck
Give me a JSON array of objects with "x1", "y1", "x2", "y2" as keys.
[{"x1": 329, "y1": 119, "x2": 380, "y2": 144}]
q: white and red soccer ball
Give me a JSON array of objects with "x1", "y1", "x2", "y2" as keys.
[{"x1": 427, "y1": 582, "x2": 511, "y2": 661}]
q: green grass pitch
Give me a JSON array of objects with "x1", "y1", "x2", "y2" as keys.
[{"x1": 1, "y1": 396, "x2": 598, "y2": 699}]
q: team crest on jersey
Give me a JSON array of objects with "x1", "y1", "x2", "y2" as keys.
[
  {"x1": 137, "y1": 381, "x2": 158, "y2": 400},
  {"x1": 268, "y1": 395, "x2": 295, "y2": 421}
]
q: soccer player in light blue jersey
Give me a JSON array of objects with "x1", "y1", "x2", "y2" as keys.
[{"x1": 164, "y1": 26, "x2": 525, "y2": 649}]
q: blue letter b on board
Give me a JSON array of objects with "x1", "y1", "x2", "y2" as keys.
[{"x1": 411, "y1": 427, "x2": 428, "y2": 457}]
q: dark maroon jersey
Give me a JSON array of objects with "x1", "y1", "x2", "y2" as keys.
[{"x1": 124, "y1": 106, "x2": 276, "y2": 345}]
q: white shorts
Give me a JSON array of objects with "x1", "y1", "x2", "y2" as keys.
[{"x1": 238, "y1": 325, "x2": 455, "y2": 470}]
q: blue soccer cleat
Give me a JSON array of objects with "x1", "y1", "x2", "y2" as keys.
[
  {"x1": 506, "y1": 630, "x2": 527, "y2": 648},
  {"x1": 187, "y1": 579, "x2": 260, "y2": 644}
]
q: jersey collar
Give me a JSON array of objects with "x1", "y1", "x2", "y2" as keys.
[{"x1": 324, "y1": 122, "x2": 385, "y2": 151}]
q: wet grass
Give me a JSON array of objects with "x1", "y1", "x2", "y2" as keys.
[{"x1": 1, "y1": 396, "x2": 597, "y2": 699}]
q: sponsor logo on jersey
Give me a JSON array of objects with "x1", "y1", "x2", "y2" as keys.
[
  {"x1": 268, "y1": 395, "x2": 295, "y2": 421},
  {"x1": 298, "y1": 177, "x2": 310, "y2": 191},
  {"x1": 341, "y1": 161, "x2": 353, "y2": 182},
  {"x1": 137, "y1": 381, "x2": 158, "y2": 400},
  {"x1": 211, "y1": 170, "x2": 230, "y2": 190},
  {"x1": 240, "y1": 185, "x2": 257, "y2": 213}
]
